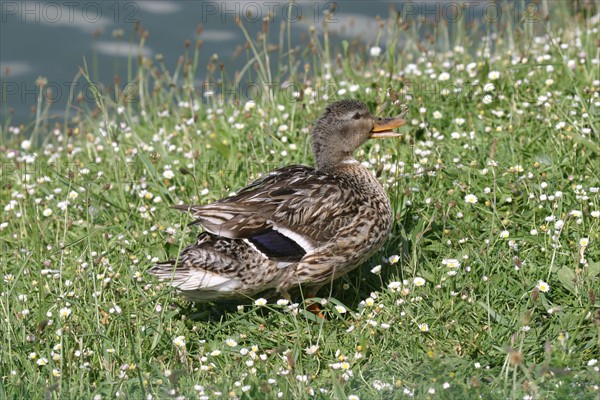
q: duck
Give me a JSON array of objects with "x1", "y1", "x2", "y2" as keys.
[{"x1": 148, "y1": 99, "x2": 406, "y2": 302}]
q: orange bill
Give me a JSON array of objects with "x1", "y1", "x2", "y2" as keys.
[{"x1": 369, "y1": 117, "x2": 406, "y2": 138}]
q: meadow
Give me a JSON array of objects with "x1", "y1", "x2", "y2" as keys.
[{"x1": 1, "y1": 3, "x2": 599, "y2": 399}]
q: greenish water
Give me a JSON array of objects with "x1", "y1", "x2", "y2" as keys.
[{"x1": 1, "y1": 0, "x2": 537, "y2": 124}]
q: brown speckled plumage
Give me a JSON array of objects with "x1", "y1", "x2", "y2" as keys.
[{"x1": 148, "y1": 99, "x2": 406, "y2": 301}]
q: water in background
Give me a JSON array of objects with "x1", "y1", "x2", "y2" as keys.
[{"x1": 1, "y1": 0, "x2": 547, "y2": 124}]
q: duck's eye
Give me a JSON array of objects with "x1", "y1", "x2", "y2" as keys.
[{"x1": 352, "y1": 112, "x2": 361, "y2": 120}]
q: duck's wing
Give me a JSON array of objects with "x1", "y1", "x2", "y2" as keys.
[{"x1": 173, "y1": 165, "x2": 357, "y2": 262}]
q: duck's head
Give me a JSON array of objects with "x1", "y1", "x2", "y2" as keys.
[{"x1": 312, "y1": 99, "x2": 406, "y2": 170}]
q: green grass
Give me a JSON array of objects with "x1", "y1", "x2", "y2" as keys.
[{"x1": 1, "y1": 4, "x2": 599, "y2": 399}]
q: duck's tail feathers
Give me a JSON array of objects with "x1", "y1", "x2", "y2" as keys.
[
  {"x1": 147, "y1": 259, "x2": 244, "y2": 299},
  {"x1": 147, "y1": 260, "x2": 174, "y2": 275}
]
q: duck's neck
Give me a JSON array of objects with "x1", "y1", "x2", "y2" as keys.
[
  {"x1": 313, "y1": 143, "x2": 354, "y2": 169},
  {"x1": 316, "y1": 154, "x2": 357, "y2": 171},
  {"x1": 318, "y1": 157, "x2": 371, "y2": 179},
  {"x1": 312, "y1": 123, "x2": 360, "y2": 170}
]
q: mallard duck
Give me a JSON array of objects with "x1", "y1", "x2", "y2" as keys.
[{"x1": 148, "y1": 99, "x2": 406, "y2": 301}]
